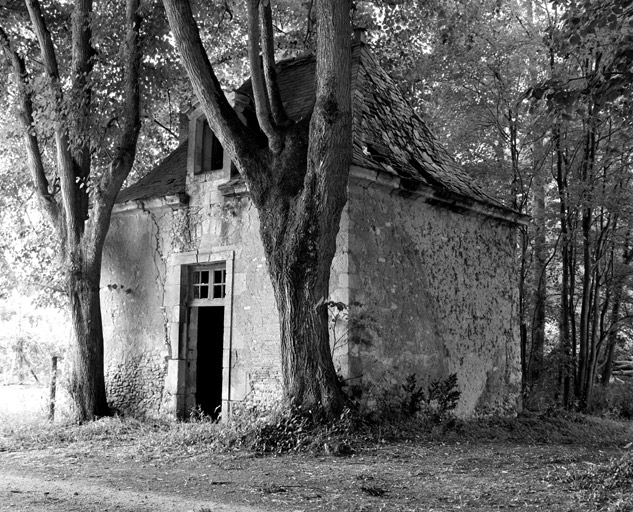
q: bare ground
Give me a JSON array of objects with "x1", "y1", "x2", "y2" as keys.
[{"x1": 0, "y1": 438, "x2": 624, "y2": 512}]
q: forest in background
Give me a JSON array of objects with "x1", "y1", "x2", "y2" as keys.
[{"x1": 1, "y1": 0, "x2": 632, "y2": 417}]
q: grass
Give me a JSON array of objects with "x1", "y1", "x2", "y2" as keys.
[
  {"x1": 2, "y1": 385, "x2": 631, "y2": 463},
  {"x1": 2, "y1": 397, "x2": 632, "y2": 455},
  {"x1": 566, "y1": 450, "x2": 633, "y2": 512}
]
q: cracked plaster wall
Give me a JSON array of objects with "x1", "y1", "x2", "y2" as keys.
[
  {"x1": 346, "y1": 180, "x2": 522, "y2": 416},
  {"x1": 102, "y1": 168, "x2": 349, "y2": 418},
  {"x1": 101, "y1": 206, "x2": 172, "y2": 417}
]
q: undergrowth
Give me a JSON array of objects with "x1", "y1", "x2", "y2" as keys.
[
  {"x1": 588, "y1": 383, "x2": 633, "y2": 420},
  {"x1": 2, "y1": 404, "x2": 632, "y2": 458},
  {"x1": 567, "y1": 451, "x2": 633, "y2": 512}
]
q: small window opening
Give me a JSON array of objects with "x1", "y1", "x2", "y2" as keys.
[
  {"x1": 192, "y1": 268, "x2": 226, "y2": 300},
  {"x1": 213, "y1": 269, "x2": 226, "y2": 298},
  {"x1": 199, "y1": 121, "x2": 224, "y2": 173}
]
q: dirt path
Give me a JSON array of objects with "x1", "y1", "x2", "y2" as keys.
[
  {"x1": 0, "y1": 473, "x2": 258, "y2": 512},
  {"x1": 0, "y1": 441, "x2": 610, "y2": 512}
]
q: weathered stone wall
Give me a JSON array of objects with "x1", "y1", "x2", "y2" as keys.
[
  {"x1": 345, "y1": 178, "x2": 522, "y2": 416},
  {"x1": 101, "y1": 205, "x2": 173, "y2": 416},
  {"x1": 181, "y1": 166, "x2": 285, "y2": 409},
  {"x1": 105, "y1": 352, "x2": 166, "y2": 416},
  {"x1": 102, "y1": 149, "x2": 350, "y2": 417}
]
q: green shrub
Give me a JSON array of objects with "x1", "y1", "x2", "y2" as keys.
[
  {"x1": 399, "y1": 373, "x2": 461, "y2": 421},
  {"x1": 401, "y1": 374, "x2": 426, "y2": 416},
  {"x1": 588, "y1": 383, "x2": 633, "y2": 420}
]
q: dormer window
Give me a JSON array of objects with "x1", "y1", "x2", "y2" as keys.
[{"x1": 195, "y1": 119, "x2": 224, "y2": 175}]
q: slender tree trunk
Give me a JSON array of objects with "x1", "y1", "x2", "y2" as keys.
[
  {"x1": 602, "y1": 292, "x2": 621, "y2": 386},
  {"x1": 530, "y1": 149, "x2": 547, "y2": 383},
  {"x1": 588, "y1": 210, "x2": 611, "y2": 402},
  {"x1": 585, "y1": 269, "x2": 600, "y2": 406},
  {"x1": 560, "y1": 237, "x2": 573, "y2": 406},
  {"x1": 525, "y1": 3, "x2": 547, "y2": 389},
  {"x1": 577, "y1": 207, "x2": 593, "y2": 407},
  {"x1": 554, "y1": 119, "x2": 573, "y2": 406},
  {"x1": 519, "y1": 226, "x2": 528, "y2": 393},
  {"x1": 602, "y1": 244, "x2": 632, "y2": 385}
]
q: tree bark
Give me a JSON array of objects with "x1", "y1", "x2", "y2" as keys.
[
  {"x1": 267, "y1": 251, "x2": 344, "y2": 415},
  {"x1": 67, "y1": 251, "x2": 109, "y2": 419}
]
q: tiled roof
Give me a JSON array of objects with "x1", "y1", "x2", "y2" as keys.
[
  {"x1": 236, "y1": 44, "x2": 507, "y2": 210},
  {"x1": 116, "y1": 142, "x2": 188, "y2": 203},
  {"x1": 119, "y1": 44, "x2": 509, "y2": 212},
  {"x1": 350, "y1": 45, "x2": 503, "y2": 207}
]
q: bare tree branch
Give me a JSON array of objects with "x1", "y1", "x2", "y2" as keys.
[
  {"x1": 247, "y1": 0, "x2": 279, "y2": 147},
  {"x1": 0, "y1": 25, "x2": 60, "y2": 230},
  {"x1": 260, "y1": 0, "x2": 291, "y2": 129},
  {"x1": 153, "y1": 118, "x2": 178, "y2": 140}
]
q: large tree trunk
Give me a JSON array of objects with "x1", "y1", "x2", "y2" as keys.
[
  {"x1": 256, "y1": 139, "x2": 350, "y2": 417},
  {"x1": 163, "y1": 0, "x2": 351, "y2": 419},
  {"x1": 67, "y1": 251, "x2": 109, "y2": 420},
  {"x1": 268, "y1": 260, "x2": 343, "y2": 415}
]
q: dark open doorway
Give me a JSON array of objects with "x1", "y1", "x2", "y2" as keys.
[{"x1": 195, "y1": 306, "x2": 224, "y2": 419}]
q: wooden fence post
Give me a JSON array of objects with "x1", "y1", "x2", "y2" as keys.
[{"x1": 49, "y1": 356, "x2": 58, "y2": 421}]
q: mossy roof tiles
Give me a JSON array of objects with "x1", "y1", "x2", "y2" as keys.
[
  {"x1": 116, "y1": 142, "x2": 188, "y2": 204},
  {"x1": 118, "y1": 43, "x2": 507, "y2": 211}
]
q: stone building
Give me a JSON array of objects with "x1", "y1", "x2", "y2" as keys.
[{"x1": 101, "y1": 43, "x2": 526, "y2": 419}]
